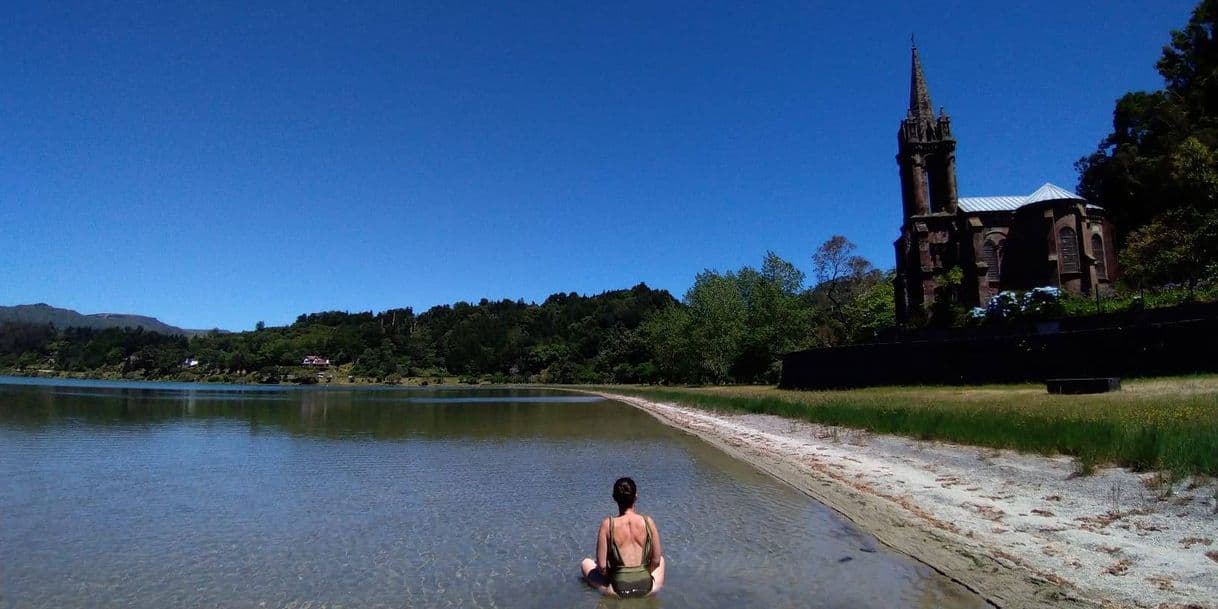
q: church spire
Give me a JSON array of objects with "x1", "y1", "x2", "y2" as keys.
[{"x1": 909, "y1": 43, "x2": 934, "y2": 119}]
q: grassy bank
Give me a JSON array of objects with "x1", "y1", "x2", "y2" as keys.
[{"x1": 594, "y1": 377, "x2": 1218, "y2": 476}]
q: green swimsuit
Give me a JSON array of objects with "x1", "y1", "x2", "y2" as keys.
[{"x1": 607, "y1": 515, "x2": 654, "y2": 598}]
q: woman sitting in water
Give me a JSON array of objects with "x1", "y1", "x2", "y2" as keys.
[{"x1": 580, "y1": 477, "x2": 666, "y2": 598}]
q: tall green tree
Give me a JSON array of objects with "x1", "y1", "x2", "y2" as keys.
[
  {"x1": 639, "y1": 304, "x2": 696, "y2": 383},
  {"x1": 809, "y1": 236, "x2": 883, "y2": 345},
  {"x1": 1119, "y1": 137, "x2": 1218, "y2": 289},
  {"x1": 684, "y1": 271, "x2": 748, "y2": 383},
  {"x1": 733, "y1": 252, "x2": 810, "y2": 381},
  {"x1": 840, "y1": 274, "x2": 896, "y2": 343},
  {"x1": 1077, "y1": 0, "x2": 1218, "y2": 287}
]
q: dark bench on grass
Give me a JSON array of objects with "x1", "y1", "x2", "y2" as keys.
[{"x1": 1045, "y1": 377, "x2": 1121, "y2": 394}]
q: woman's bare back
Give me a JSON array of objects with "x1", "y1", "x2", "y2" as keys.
[{"x1": 609, "y1": 513, "x2": 654, "y2": 567}]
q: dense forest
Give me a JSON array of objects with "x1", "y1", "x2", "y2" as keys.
[{"x1": 0, "y1": 240, "x2": 895, "y2": 385}]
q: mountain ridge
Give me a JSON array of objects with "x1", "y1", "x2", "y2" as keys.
[{"x1": 0, "y1": 303, "x2": 225, "y2": 336}]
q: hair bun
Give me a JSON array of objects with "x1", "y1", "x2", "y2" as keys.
[{"x1": 612, "y1": 477, "x2": 637, "y2": 505}]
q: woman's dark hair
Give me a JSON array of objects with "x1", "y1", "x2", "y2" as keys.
[{"x1": 612, "y1": 477, "x2": 637, "y2": 509}]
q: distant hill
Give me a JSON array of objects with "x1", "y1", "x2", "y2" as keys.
[{"x1": 0, "y1": 303, "x2": 224, "y2": 337}]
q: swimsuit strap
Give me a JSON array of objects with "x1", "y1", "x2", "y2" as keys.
[
  {"x1": 641, "y1": 514, "x2": 652, "y2": 565},
  {"x1": 607, "y1": 515, "x2": 621, "y2": 567}
]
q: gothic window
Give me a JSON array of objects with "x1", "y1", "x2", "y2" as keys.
[
  {"x1": 1059, "y1": 228, "x2": 1080, "y2": 274},
  {"x1": 983, "y1": 240, "x2": 1000, "y2": 282},
  {"x1": 1092, "y1": 234, "x2": 1107, "y2": 279},
  {"x1": 923, "y1": 169, "x2": 933, "y2": 212}
]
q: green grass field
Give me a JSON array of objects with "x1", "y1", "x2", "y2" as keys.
[{"x1": 595, "y1": 377, "x2": 1218, "y2": 476}]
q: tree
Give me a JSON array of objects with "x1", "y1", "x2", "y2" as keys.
[
  {"x1": 640, "y1": 304, "x2": 695, "y2": 383},
  {"x1": 1075, "y1": 91, "x2": 1186, "y2": 233},
  {"x1": 1076, "y1": 0, "x2": 1218, "y2": 288},
  {"x1": 1120, "y1": 137, "x2": 1218, "y2": 291},
  {"x1": 841, "y1": 274, "x2": 896, "y2": 343},
  {"x1": 761, "y1": 251, "x2": 805, "y2": 295},
  {"x1": 813, "y1": 236, "x2": 873, "y2": 321},
  {"x1": 810, "y1": 236, "x2": 883, "y2": 344},
  {"x1": 732, "y1": 253, "x2": 810, "y2": 382},
  {"x1": 1156, "y1": 0, "x2": 1218, "y2": 118},
  {"x1": 684, "y1": 271, "x2": 748, "y2": 383}
]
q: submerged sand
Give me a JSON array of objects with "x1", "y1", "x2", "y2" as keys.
[{"x1": 594, "y1": 392, "x2": 1217, "y2": 609}]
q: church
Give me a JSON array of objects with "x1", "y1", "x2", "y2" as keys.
[{"x1": 892, "y1": 47, "x2": 1118, "y2": 323}]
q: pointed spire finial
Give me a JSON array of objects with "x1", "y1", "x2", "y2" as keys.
[{"x1": 909, "y1": 42, "x2": 934, "y2": 119}]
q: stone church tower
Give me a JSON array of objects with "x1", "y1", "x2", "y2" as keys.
[{"x1": 893, "y1": 45, "x2": 966, "y2": 323}]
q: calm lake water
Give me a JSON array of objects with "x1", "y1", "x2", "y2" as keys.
[{"x1": 0, "y1": 377, "x2": 986, "y2": 609}]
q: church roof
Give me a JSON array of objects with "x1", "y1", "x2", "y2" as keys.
[
  {"x1": 1026, "y1": 182, "x2": 1084, "y2": 204},
  {"x1": 958, "y1": 182, "x2": 1089, "y2": 213},
  {"x1": 957, "y1": 196, "x2": 1026, "y2": 212}
]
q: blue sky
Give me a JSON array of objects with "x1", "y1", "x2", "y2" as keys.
[{"x1": 1, "y1": 1, "x2": 1200, "y2": 330}]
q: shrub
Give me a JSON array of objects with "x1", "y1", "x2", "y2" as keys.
[
  {"x1": 985, "y1": 291, "x2": 1023, "y2": 321},
  {"x1": 1021, "y1": 287, "x2": 1063, "y2": 319},
  {"x1": 977, "y1": 287, "x2": 1064, "y2": 324}
]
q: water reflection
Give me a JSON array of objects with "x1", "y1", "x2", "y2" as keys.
[
  {"x1": 0, "y1": 377, "x2": 986, "y2": 609},
  {"x1": 0, "y1": 380, "x2": 635, "y2": 441}
]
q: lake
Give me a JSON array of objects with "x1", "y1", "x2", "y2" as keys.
[{"x1": 0, "y1": 377, "x2": 986, "y2": 608}]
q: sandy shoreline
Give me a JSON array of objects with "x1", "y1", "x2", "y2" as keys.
[{"x1": 594, "y1": 392, "x2": 1217, "y2": 609}]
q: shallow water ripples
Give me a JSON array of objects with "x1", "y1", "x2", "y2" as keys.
[{"x1": 0, "y1": 384, "x2": 986, "y2": 609}]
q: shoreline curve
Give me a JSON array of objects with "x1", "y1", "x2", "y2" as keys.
[{"x1": 590, "y1": 391, "x2": 1217, "y2": 609}]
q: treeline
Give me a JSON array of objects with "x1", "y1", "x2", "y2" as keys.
[
  {"x1": 643, "y1": 242, "x2": 892, "y2": 383},
  {"x1": 0, "y1": 241, "x2": 894, "y2": 385},
  {"x1": 1077, "y1": 0, "x2": 1218, "y2": 289}
]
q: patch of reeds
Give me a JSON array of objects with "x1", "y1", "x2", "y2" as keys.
[{"x1": 600, "y1": 380, "x2": 1218, "y2": 476}]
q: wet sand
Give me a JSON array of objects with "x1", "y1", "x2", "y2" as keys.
[{"x1": 594, "y1": 392, "x2": 1218, "y2": 609}]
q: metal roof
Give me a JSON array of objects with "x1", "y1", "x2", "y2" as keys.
[
  {"x1": 957, "y1": 196, "x2": 1026, "y2": 212},
  {"x1": 957, "y1": 183, "x2": 1090, "y2": 213},
  {"x1": 1026, "y1": 183, "x2": 1085, "y2": 204}
]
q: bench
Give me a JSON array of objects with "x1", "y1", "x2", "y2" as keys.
[{"x1": 1045, "y1": 377, "x2": 1121, "y2": 394}]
